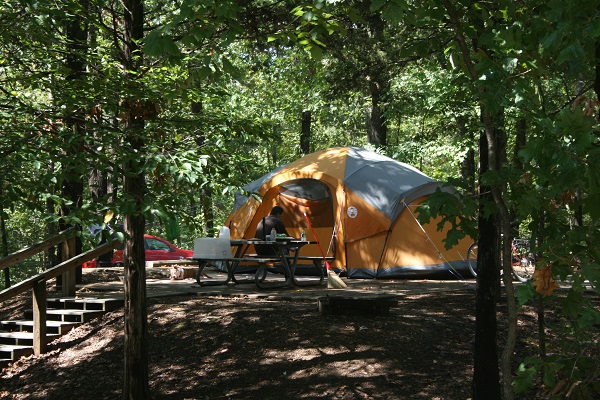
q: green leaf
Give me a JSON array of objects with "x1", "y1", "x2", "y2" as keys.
[
  {"x1": 541, "y1": 30, "x2": 561, "y2": 51},
  {"x1": 163, "y1": 38, "x2": 181, "y2": 57},
  {"x1": 306, "y1": 44, "x2": 323, "y2": 59},
  {"x1": 370, "y1": 0, "x2": 387, "y2": 12},
  {"x1": 513, "y1": 359, "x2": 540, "y2": 394},
  {"x1": 561, "y1": 288, "x2": 583, "y2": 319},
  {"x1": 557, "y1": 41, "x2": 584, "y2": 66},
  {"x1": 581, "y1": 263, "x2": 600, "y2": 293},
  {"x1": 114, "y1": 232, "x2": 126, "y2": 244},
  {"x1": 165, "y1": 216, "x2": 180, "y2": 242},
  {"x1": 292, "y1": 6, "x2": 304, "y2": 17},
  {"x1": 542, "y1": 361, "x2": 564, "y2": 387},
  {"x1": 143, "y1": 31, "x2": 164, "y2": 57},
  {"x1": 589, "y1": 17, "x2": 600, "y2": 37},
  {"x1": 302, "y1": 10, "x2": 314, "y2": 21},
  {"x1": 381, "y1": 2, "x2": 405, "y2": 24},
  {"x1": 515, "y1": 283, "x2": 536, "y2": 306}
]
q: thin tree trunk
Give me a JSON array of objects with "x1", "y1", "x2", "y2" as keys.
[
  {"x1": 537, "y1": 294, "x2": 546, "y2": 358},
  {"x1": 301, "y1": 110, "x2": 311, "y2": 154},
  {"x1": 90, "y1": 165, "x2": 113, "y2": 265},
  {"x1": 595, "y1": 41, "x2": 600, "y2": 120},
  {"x1": 482, "y1": 111, "x2": 516, "y2": 400},
  {"x1": 271, "y1": 124, "x2": 279, "y2": 165},
  {"x1": 441, "y1": 2, "x2": 518, "y2": 397},
  {"x1": 46, "y1": 177, "x2": 59, "y2": 285},
  {"x1": 0, "y1": 189, "x2": 9, "y2": 287},
  {"x1": 513, "y1": 119, "x2": 526, "y2": 170},
  {"x1": 201, "y1": 187, "x2": 215, "y2": 237},
  {"x1": 473, "y1": 130, "x2": 501, "y2": 399},
  {"x1": 500, "y1": 214, "x2": 517, "y2": 400},
  {"x1": 458, "y1": 115, "x2": 475, "y2": 195},
  {"x1": 59, "y1": 178, "x2": 83, "y2": 283},
  {"x1": 122, "y1": 0, "x2": 150, "y2": 396},
  {"x1": 510, "y1": 118, "x2": 527, "y2": 227},
  {"x1": 191, "y1": 100, "x2": 215, "y2": 237},
  {"x1": 536, "y1": 211, "x2": 547, "y2": 360},
  {"x1": 440, "y1": 1, "x2": 501, "y2": 397}
]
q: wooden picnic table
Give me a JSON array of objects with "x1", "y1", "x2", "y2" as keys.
[{"x1": 191, "y1": 238, "x2": 324, "y2": 289}]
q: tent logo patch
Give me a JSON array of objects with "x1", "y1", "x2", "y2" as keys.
[{"x1": 347, "y1": 206, "x2": 358, "y2": 218}]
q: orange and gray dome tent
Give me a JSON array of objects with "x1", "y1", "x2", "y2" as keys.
[{"x1": 224, "y1": 147, "x2": 472, "y2": 279}]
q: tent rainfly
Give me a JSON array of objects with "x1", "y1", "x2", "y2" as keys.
[{"x1": 225, "y1": 147, "x2": 472, "y2": 279}]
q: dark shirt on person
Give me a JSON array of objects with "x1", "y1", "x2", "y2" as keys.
[{"x1": 255, "y1": 215, "x2": 289, "y2": 256}]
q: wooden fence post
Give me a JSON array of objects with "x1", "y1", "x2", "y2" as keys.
[{"x1": 32, "y1": 279, "x2": 47, "y2": 355}]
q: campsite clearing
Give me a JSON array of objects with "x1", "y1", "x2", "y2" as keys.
[{"x1": 0, "y1": 269, "x2": 584, "y2": 399}]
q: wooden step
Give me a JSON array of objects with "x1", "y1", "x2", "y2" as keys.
[
  {"x1": 1, "y1": 320, "x2": 80, "y2": 335},
  {"x1": 0, "y1": 344, "x2": 33, "y2": 361},
  {"x1": 0, "y1": 331, "x2": 60, "y2": 346},
  {"x1": 0, "y1": 296, "x2": 122, "y2": 367},
  {"x1": 47, "y1": 297, "x2": 124, "y2": 312},
  {"x1": 24, "y1": 309, "x2": 106, "y2": 323}
]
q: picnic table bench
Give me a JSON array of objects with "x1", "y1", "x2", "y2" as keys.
[
  {"x1": 294, "y1": 255, "x2": 335, "y2": 268},
  {"x1": 193, "y1": 255, "x2": 281, "y2": 287},
  {"x1": 192, "y1": 238, "x2": 324, "y2": 289}
]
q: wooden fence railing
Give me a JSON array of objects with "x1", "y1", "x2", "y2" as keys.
[{"x1": 0, "y1": 228, "x2": 118, "y2": 355}]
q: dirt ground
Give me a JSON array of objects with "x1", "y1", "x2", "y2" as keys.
[{"x1": 0, "y1": 270, "x2": 593, "y2": 400}]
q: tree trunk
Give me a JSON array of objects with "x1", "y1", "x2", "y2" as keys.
[
  {"x1": 364, "y1": 7, "x2": 388, "y2": 147},
  {"x1": 191, "y1": 100, "x2": 216, "y2": 238},
  {"x1": 59, "y1": 177, "x2": 84, "y2": 284},
  {"x1": 472, "y1": 129, "x2": 501, "y2": 400},
  {"x1": 122, "y1": 0, "x2": 150, "y2": 396},
  {"x1": 440, "y1": 4, "x2": 502, "y2": 395},
  {"x1": 536, "y1": 211, "x2": 547, "y2": 360},
  {"x1": 46, "y1": 177, "x2": 59, "y2": 283},
  {"x1": 513, "y1": 119, "x2": 526, "y2": 171},
  {"x1": 440, "y1": 2, "x2": 516, "y2": 397},
  {"x1": 510, "y1": 118, "x2": 527, "y2": 227},
  {"x1": 90, "y1": 165, "x2": 114, "y2": 265},
  {"x1": 58, "y1": 1, "x2": 88, "y2": 285},
  {"x1": 595, "y1": 41, "x2": 600, "y2": 120},
  {"x1": 88, "y1": 170, "x2": 106, "y2": 200},
  {"x1": 365, "y1": 80, "x2": 388, "y2": 146},
  {"x1": 0, "y1": 190, "x2": 9, "y2": 287},
  {"x1": 122, "y1": 156, "x2": 149, "y2": 400},
  {"x1": 271, "y1": 124, "x2": 280, "y2": 164},
  {"x1": 458, "y1": 115, "x2": 475, "y2": 195},
  {"x1": 201, "y1": 187, "x2": 215, "y2": 237},
  {"x1": 301, "y1": 110, "x2": 311, "y2": 154},
  {"x1": 492, "y1": 115, "x2": 516, "y2": 400}
]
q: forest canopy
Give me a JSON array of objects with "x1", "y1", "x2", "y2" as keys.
[{"x1": 1, "y1": 1, "x2": 598, "y2": 399}]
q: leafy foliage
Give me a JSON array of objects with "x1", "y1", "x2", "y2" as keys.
[{"x1": 1, "y1": 0, "x2": 599, "y2": 397}]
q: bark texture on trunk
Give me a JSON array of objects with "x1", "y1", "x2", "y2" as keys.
[{"x1": 122, "y1": 0, "x2": 150, "y2": 396}]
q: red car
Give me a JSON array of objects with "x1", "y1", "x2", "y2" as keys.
[{"x1": 83, "y1": 234, "x2": 193, "y2": 268}]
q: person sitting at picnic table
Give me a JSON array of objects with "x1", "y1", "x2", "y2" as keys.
[{"x1": 255, "y1": 205, "x2": 289, "y2": 256}]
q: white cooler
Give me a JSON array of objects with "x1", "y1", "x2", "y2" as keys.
[{"x1": 193, "y1": 237, "x2": 232, "y2": 259}]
